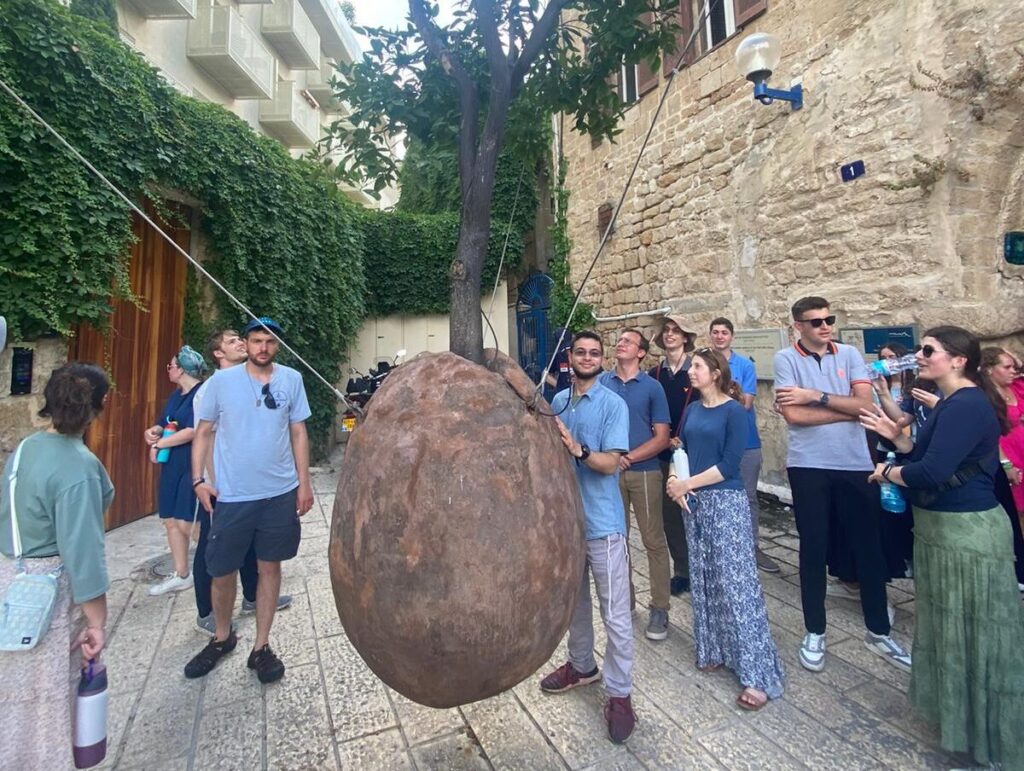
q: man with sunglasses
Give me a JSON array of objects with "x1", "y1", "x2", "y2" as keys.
[
  {"x1": 186, "y1": 316, "x2": 314, "y2": 684},
  {"x1": 774, "y1": 297, "x2": 911, "y2": 674}
]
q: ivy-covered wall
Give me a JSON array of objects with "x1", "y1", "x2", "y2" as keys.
[{"x1": 0, "y1": 0, "x2": 366, "y2": 457}]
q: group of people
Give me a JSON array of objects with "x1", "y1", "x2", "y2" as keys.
[
  {"x1": 542, "y1": 295, "x2": 1023, "y2": 767},
  {"x1": 0, "y1": 316, "x2": 314, "y2": 768}
]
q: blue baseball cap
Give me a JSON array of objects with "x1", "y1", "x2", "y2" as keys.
[{"x1": 243, "y1": 316, "x2": 284, "y2": 338}]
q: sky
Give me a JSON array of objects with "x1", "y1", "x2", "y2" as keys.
[{"x1": 346, "y1": 0, "x2": 456, "y2": 47}]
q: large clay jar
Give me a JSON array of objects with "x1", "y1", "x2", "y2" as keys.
[{"x1": 329, "y1": 350, "x2": 585, "y2": 708}]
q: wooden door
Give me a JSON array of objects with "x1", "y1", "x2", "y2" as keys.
[{"x1": 70, "y1": 202, "x2": 191, "y2": 530}]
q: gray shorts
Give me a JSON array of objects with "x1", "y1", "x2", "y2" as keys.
[{"x1": 205, "y1": 488, "x2": 301, "y2": 578}]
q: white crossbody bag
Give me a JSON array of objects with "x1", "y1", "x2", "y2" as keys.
[{"x1": 0, "y1": 441, "x2": 64, "y2": 651}]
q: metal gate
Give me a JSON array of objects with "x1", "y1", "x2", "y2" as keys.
[{"x1": 516, "y1": 273, "x2": 554, "y2": 385}]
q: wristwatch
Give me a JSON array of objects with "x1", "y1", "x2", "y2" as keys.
[
  {"x1": 818, "y1": 392, "x2": 830, "y2": 406},
  {"x1": 576, "y1": 444, "x2": 591, "y2": 465}
]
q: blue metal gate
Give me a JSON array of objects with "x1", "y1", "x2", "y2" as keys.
[{"x1": 516, "y1": 273, "x2": 554, "y2": 385}]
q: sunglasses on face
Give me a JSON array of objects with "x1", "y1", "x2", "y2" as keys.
[
  {"x1": 797, "y1": 315, "x2": 836, "y2": 328},
  {"x1": 916, "y1": 344, "x2": 945, "y2": 359},
  {"x1": 261, "y1": 383, "x2": 278, "y2": 409}
]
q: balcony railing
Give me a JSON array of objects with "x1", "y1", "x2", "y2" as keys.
[
  {"x1": 187, "y1": 4, "x2": 275, "y2": 99},
  {"x1": 297, "y1": 0, "x2": 361, "y2": 62},
  {"x1": 261, "y1": 0, "x2": 320, "y2": 71},
  {"x1": 305, "y1": 55, "x2": 338, "y2": 105},
  {"x1": 128, "y1": 0, "x2": 196, "y2": 20},
  {"x1": 259, "y1": 80, "x2": 321, "y2": 147}
]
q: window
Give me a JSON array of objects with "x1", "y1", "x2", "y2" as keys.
[
  {"x1": 662, "y1": 0, "x2": 767, "y2": 75},
  {"x1": 619, "y1": 64, "x2": 639, "y2": 104},
  {"x1": 705, "y1": 0, "x2": 737, "y2": 51}
]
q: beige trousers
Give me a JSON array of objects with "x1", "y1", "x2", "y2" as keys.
[{"x1": 619, "y1": 468, "x2": 671, "y2": 611}]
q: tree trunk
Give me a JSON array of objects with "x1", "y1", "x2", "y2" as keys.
[{"x1": 449, "y1": 124, "x2": 503, "y2": 363}]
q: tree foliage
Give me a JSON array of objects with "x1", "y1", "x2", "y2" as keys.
[{"x1": 323, "y1": 0, "x2": 678, "y2": 361}]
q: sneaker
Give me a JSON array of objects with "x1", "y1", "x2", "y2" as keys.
[
  {"x1": 799, "y1": 632, "x2": 826, "y2": 672},
  {"x1": 864, "y1": 632, "x2": 912, "y2": 672},
  {"x1": 240, "y1": 594, "x2": 293, "y2": 614},
  {"x1": 645, "y1": 608, "x2": 668, "y2": 641},
  {"x1": 184, "y1": 629, "x2": 237, "y2": 678},
  {"x1": 670, "y1": 576, "x2": 690, "y2": 595},
  {"x1": 539, "y1": 661, "x2": 601, "y2": 693},
  {"x1": 604, "y1": 695, "x2": 636, "y2": 743},
  {"x1": 148, "y1": 572, "x2": 193, "y2": 596},
  {"x1": 825, "y1": 580, "x2": 859, "y2": 600},
  {"x1": 755, "y1": 549, "x2": 781, "y2": 573},
  {"x1": 194, "y1": 613, "x2": 217, "y2": 637},
  {"x1": 247, "y1": 644, "x2": 286, "y2": 684}
]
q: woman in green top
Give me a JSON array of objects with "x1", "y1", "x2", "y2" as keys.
[{"x1": 0, "y1": 362, "x2": 114, "y2": 769}]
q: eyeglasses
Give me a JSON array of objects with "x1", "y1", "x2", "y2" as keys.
[
  {"x1": 796, "y1": 315, "x2": 836, "y2": 328},
  {"x1": 261, "y1": 383, "x2": 278, "y2": 410},
  {"x1": 166, "y1": 362, "x2": 180, "y2": 371},
  {"x1": 917, "y1": 344, "x2": 945, "y2": 359}
]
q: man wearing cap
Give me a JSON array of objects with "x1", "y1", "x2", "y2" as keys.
[
  {"x1": 185, "y1": 317, "x2": 314, "y2": 684},
  {"x1": 649, "y1": 314, "x2": 698, "y2": 595}
]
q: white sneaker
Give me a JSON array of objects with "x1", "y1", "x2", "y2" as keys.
[
  {"x1": 887, "y1": 601, "x2": 896, "y2": 626},
  {"x1": 799, "y1": 632, "x2": 826, "y2": 672},
  {"x1": 864, "y1": 632, "x2": 912, "y2": 672},
  {"x1": 148, "y1": 572, "x2": 193, "y2": 596}
]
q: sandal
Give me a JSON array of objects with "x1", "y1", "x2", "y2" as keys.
[
  {"x1": 736, "y1": 688, "x2": 768, "y2": 711},
  {"x1": 697, "y1": 663, "x2": 723, "y2": 672}
]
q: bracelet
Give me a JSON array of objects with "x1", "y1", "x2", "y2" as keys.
[
  {"x1": 192, "y1": 477, "x2": 205, "y2": 488},
  {"x1": 881, "y1": 463, "x2": 894, "y2": 480},
  {"x1": 1001, "y1": 460, "x2": 1014, "y2": 470},
  {"x1": 667, "y1": 474, "x2": 678, "y2": 480}
]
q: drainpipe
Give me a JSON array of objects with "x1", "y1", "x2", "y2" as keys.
[{"x1": 593, "y1": 306, "x2": 672, "y2": 323}]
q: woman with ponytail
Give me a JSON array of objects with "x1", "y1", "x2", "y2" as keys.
[
  {"x1": 860, "y1": 326, "x2": 1024, "y2": 768},
  {"x1": 0, "y1": 362, "x2": 114, "y2": 768}
]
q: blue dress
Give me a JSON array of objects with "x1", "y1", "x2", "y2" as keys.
[
  {"x1": 682, "y1": 400, "x2": 785, "y2": 698},
  {"x1": 157, "y1": 384, "x2": 199, "y2": 522}
]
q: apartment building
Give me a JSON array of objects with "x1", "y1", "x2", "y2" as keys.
[{"x1": 116, "y1": 0, "x2": 397, "y2": 208}]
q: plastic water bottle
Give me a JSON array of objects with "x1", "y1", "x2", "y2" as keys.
[
  {"x1": 155, "y1": 421, "x2": 177, "y2": 463},
  {"x1": 73, "y1": 660, "x2": 108, "y2": 768},
  {"x1": 879, "y1": 452, "x2": 907, "y2": 513},
  {"x1": 671, "y1": 446, "x2": 690, "y2": 480},
  {"x1": 869, "y1": 354, "x2": 918, "y2": 379}
]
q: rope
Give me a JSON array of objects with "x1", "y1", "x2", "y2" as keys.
[
  {"x1": 0, "y1": 76, "x2": 365, "y2": 417},
  {"x1": 537, "y1": 0, "x2": 720, "y2": 395},
  {"x1": 482, "y1": 167, "x2": 526, "y2": 348}
]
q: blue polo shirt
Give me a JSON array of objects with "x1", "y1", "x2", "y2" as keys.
[
  {"x1": 727, "y1": 351, "x2": 761, "y2": 451},
  {"x1": 598, "y1": 369, "x2": 670, "y2": 472},
  {"x1": 551, "y1": 382, "x2": 630, "y2": 540}
]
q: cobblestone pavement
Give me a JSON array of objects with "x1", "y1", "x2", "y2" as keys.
[{"x1": 98, "y1": 462, "x2": 963, "y2": 770}]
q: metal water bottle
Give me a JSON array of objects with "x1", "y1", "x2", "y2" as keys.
[
  {"x1": 155, "y1": 420, "x2": 177, "y2": 463},
  {"x1": 73, "y1": 659, "x2": 108, "y2": 768}
]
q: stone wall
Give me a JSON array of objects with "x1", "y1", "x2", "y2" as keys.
[
  {"x1": 561, "y1": 0, "x2": 1024, "y2": 490},
  {"x1": 0, "y1": 338, "x2": 69, "y2": 461}
]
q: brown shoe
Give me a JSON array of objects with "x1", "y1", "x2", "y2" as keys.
[
  {"x1": 605, "y1": 695, "x2": 636, "y2": 743},
  {"x1": 539, "y1": 661, "x2": 600, "y2": 693}
]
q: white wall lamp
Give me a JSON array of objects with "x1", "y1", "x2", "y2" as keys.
[{"x1": 735, "y1": 32, "x2": 803, "y2": 111}]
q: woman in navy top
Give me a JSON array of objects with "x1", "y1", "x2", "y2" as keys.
[
  {"x1": 666, "y1": 349, "x2": 784, "y2": 710},
  {"x1": 143, "y1": 345, "x2": 207, "y2": 597},
  {"x1": 860, "y1": 326, "x2": 1023, "y2": 769}
]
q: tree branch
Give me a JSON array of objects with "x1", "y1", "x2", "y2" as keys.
[
  {"x1": 510, "y1": 0, "x2": 570, "y2": 95},
  {"x1": 407, "y1": 0, "x2": 479, "y2": 199},
  {"x1": 473, "y1": 0, "x2": 510, "y2": 97}
]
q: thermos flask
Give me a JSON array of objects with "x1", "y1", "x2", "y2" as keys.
[
  {"x1": 73, "y1": 659, "x2": 108, "y2": 768},
  {"x1": 155, "y1": 421, "x2": 177, "y2": 463}
]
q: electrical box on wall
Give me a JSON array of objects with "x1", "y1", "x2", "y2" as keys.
[{"x1": 11, "y1": 347, "x2": 32, "y2": 395}]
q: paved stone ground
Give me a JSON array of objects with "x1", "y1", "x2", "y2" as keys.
[{"x1": 98, "y1": 461, "x2": 965, "y2": 771}]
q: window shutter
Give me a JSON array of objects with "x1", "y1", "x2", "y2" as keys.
[
  {"x1": 637, "y1": 12, "x2": 658, "y2": 96},
  {"x1": 734, "y1": 0, "x2": 767, "y2": 27},
  {"x1": 662, "y1": 0, "x2": 696, "y2": 76}
]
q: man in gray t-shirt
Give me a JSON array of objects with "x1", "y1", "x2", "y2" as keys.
[
  {"x1": 774, "y1": 296, "x2": 910, "y2": 675},
  {"x1": 185, "y1": 316, "x2": 313, "y2": 685}
]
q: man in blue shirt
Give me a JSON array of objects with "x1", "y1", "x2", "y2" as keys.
[
  {"x1": 539, "y1": 330, "x2": 636, "y2": 744},
  {"x1": 186, "y1": 316, "x2": 314, "y2": 685},
  {"x1": 709, "y1": 317, "x2": 780, "y2": 574},
  {"x1": 599, "y1": 329, "x2": 672, "y2": 641}
]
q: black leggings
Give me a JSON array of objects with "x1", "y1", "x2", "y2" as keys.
[
  {"x1": 788, "y1": 467, "x2": 891, "y2": 636},
  {"x1": 993, "y1": 467, "x2": 1024, "y2": 585}
]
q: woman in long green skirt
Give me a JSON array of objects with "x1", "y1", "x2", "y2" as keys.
[{"x1": 860, "y1": 326, "x2": 1024, "y2": 769}]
